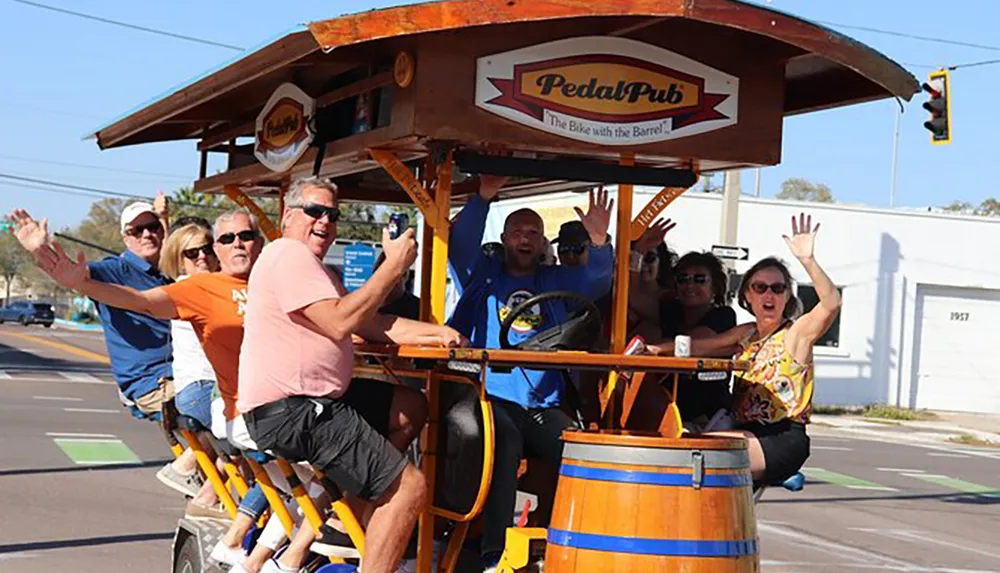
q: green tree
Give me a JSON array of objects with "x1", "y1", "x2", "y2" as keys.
[
  {"x1": 776, "y1": 178, "x2": 834, "y2": 203},
  {"x1": 68, "y1": 198, "x2": 129, "y2": 261},
  {"x1": 0, "y1": 227, "x2": 34, "y2": 304},
  {"x1": 942, "y1": 197, "x2": 1000, "y2": 216}
]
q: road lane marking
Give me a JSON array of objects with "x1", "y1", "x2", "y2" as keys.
[
  {"x1": 46, "y1": 432, "x2": 117, "y2": 438},
  {"x1": 802, "y1": 467, "x2": 897, "y2": 491},
  {"x1": 902, "y1": 473, "x2": 1000, "y2": 496},
  {"x1": 877, "y1": 468, "x2": 925, "y2": 473},
  {"x1": 850, "y1": 528, "x2": 1000, "y2": 559},
  {"x1": 0, "y1": 370, "x2": 12, "y2": 379},
  {"x1": 62, "y1": 407, "x2": 119, "y2": 414},
  {"x1": 812, "y1": 446, "x2": 854, "y2": 451},
  {"x1": 845, "y1": 485, "x2": 899, "y2": 491},
  {"x1": 0, "y1": 331, "x2": 109, "y2": 364},
  {"x1": 928, "y1": 452, "x2": 972, "y2": 459},
  {"x1": 58, "y1": 371, "x2": 107, "y2": 383},
  {"x1": 33, "y1": 395, "x2": 84, "y2": 402},
  {"x1": 53, "y1": 437, "x2": 140, "y2": 465}
]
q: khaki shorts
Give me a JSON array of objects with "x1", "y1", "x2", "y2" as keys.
[{"x1": 134, "y1": 378, "x2": 176, "y2": 415}]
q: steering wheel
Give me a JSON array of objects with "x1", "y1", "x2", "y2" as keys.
[{"x1": 498, "y1": 291, "x2": 602, "y2": 352}]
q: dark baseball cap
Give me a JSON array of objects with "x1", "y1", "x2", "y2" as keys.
[{"x1": 552, "y1": 221, "x2": 589, "y2": 248}]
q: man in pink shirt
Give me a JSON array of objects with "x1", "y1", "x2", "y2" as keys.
[{"x1": 239, "y1": 176, "x2": 465, "y2": 573}]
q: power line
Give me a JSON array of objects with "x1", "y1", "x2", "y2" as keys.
[
  {"x1": 948, "y1": 57, "x2": 1000, "y2": 71},
  {"x1": 10, "y1": 0, "x2": 244, "y2": 51},
  {"x1": 0, "y1": 154, "x2": 191, "y2": 180},
  {"x1": 818, "y1": 20, "x2": 1000, "y2": 53},
  {"x1": 0, "y1": 174, "x2": 385, "y2": 226}
]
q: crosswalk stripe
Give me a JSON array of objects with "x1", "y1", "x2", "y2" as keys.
[{"x1": 57, "y1": 371, "x2": 108, "y2": 383}]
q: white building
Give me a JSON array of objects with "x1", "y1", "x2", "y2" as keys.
[{"x1": 450, "y1": 187, "x2": 1000, "y2": 415}]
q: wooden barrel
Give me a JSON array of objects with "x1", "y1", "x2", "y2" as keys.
[{"x1": 544, "y1": 431, "x2": 758, "y2": 573}]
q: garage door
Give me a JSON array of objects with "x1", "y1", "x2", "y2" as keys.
[{"x1": 913, "y1": 285, "x2": 1000, "y2": 414}]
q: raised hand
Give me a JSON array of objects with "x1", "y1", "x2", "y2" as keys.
[
  {"x1": 9, "y1": 209, "x2": 50, "y2": 255},
  {"x1": 477, "y1": 175, "x2": 508, "y2": 201},
  {"x1": 575, "y1": 186, "x2": 614, "y2": 246},
  {"x1": 634, "y1": 218, "x2": 677, "y2": 254},
  {"x1": 47, "y1": 241, "x2": 90, "y2": 289},
  {"x1": 153, "y1": 191, "x2": 169, "y2": 219},
  {"x1": 782, "y1": 212, "x2": 819, "y2": 261}
]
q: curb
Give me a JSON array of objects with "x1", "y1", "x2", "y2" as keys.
[
  {"x1": 54, "y1": 318, "x2": 103, "y2": 332},
  {"x1": 811, "y1": 415, "x2": 1000, "y2": 446}
]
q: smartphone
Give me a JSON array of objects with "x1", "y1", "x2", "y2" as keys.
[{"x1": 388, "y1": 213, "x2": 410, "y2": 240}]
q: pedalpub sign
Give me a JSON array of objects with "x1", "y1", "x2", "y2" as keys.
[{"x1": 475, "y1": 36, "x2": 739, "y2": 146}]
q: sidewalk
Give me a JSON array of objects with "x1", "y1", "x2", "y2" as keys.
[{"x1": 812, "y1": 411, "x2": 1000, "y2": 447}]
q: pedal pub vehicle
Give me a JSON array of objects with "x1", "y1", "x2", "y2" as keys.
[{"x1": 89, "y1": 1, "x2": 919, "y2": 572}]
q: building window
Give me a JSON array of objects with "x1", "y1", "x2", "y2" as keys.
[{"x1": 797, "y1": 285, "x2": 842, "y2": 347}]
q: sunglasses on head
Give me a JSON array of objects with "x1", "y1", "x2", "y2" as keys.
[
  {"x1": 558, "y1": 244, "x2": 586, "y2": 255},
  {"x1": 125, "y1": 221, "x2": 162, "y2": 237},
  {"x1": 750, "y1": 282, "x2": 788, "y2": 295},
  {"x1": 676, "y1": 273, "x2": 709, "y2": 285},
  {"x1": 294, "y1": 202, "x2": 341, "y2": 222},
  {"x1": 182, "y1": 243, "x2": 214, "y2": 260},
  {"x1": 216, "y1": 229, "x2": 258, "y2": 245}
]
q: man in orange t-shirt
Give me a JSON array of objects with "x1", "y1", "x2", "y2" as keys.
[{"x1": 37, "y1": 210, "x2": 262, "y2": 421}]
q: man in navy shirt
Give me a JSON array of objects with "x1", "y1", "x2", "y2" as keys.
[
  {"x1": 10, "y1": 200, "x2": 202, "y2": 497},
  {"x1": 447, "y1": 177, "x2": 613, "y2": 571}
]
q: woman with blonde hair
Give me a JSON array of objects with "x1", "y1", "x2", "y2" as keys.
[{"x1": 159, "y1": 222, "x2": 227, "y2": 518}]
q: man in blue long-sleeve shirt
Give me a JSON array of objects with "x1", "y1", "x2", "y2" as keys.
[{"x1": 447, "y1": 176, "x2": 614, "y2": 571}]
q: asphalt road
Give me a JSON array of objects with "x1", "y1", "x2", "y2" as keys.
[{"x1": 1, "y1": 323, "x2": 998, "y2": 573}]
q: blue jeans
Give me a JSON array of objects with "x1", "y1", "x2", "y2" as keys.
[
  {"x1": 239, "y1": 485, "x2": 268, "y2": 520},
  {"x1": 175, "y1": 379, "x2": 215, "y2": 428}
]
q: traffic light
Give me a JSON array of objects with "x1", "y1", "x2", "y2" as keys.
[{"x1": 922, "y1": 69, "x2": 951, "y2": 145}]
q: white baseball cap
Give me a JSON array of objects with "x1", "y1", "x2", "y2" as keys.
[{"x1": 120, "y1": 202, "x2": 157, "y2": 234}]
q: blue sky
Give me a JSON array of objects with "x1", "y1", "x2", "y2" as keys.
[{"x1": 0, "y1": 0, "x2": 996, "y2": 230}]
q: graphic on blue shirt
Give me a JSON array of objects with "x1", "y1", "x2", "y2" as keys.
[{"x1": 498, "y1": 289, "x2": 544, "y2": 336}]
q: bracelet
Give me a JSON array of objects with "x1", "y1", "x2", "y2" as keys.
[{"x1": 629, "y1": 250, "x2": 643, "y2": 272}]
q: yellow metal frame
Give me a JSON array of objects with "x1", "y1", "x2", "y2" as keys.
[{"x1": 928, "y1": 68, "x2": 952, "y2": 146}]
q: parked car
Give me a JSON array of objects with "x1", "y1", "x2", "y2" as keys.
[{"x1": 0, "y1": 301, "x2": 55, "y2": 327}]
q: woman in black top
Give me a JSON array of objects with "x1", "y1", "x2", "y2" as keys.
[{"x1": 660, "y1": 252, "x2": 736, "y2": 424}]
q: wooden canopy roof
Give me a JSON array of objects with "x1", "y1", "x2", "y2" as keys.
[{"x1": 88, "y1": 0, "x2": 919, "y2": 202}]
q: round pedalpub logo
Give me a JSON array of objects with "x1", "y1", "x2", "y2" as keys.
[
  {"x1": 475, "y1": 36, "x2": 739, "y2": 146},
  {"x1": 255, "y1": 83, "x2": 316, "y2": 172}
]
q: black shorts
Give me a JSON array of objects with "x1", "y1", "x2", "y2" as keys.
[
  {"x1": 244, "y1": 379, "x2": 404, "y2": 502},
  {"x1": 743, "y1": 420, "x2": 810, "y2": 485}
]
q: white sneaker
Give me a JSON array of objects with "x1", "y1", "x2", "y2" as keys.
[
  {"x1": 209, "y1": 539, "x2": 247, "y2": 567},
  {"x1": 261, "y1": 559, "x2": 302, "y2": 573}
]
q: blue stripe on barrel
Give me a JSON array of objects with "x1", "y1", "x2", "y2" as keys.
[
  {"x1": 547, "y1": 529, "x2": 758, "y2": 557},
  {"x1": 559, "y1": 464, "x2": 752, "y2": 487}
]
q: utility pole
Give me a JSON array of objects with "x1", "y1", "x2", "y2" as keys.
[
  {"x1": 889, "y1": 105, "x2": 901, "y2": 208},
  {"x1": 754, "y1": 167, "x2": 761, "y2": 198},
  {"x1": 719, "y1": 170, "x2": 741, "y2": 271}
]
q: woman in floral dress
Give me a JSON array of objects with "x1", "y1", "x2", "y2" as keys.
[{"x1": 651, "y1": 213, "x2": 841, "y2": 485}]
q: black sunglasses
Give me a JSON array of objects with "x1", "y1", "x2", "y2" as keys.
[
  {"x1": 642, "y1": 251, "x2": 659, "y2": 264},
  {"x1": 216, "y1": 229, "x2": 258, "y2": 245},
  {"x1": 182, "y1": 243, "x2": 214, "y2": 260},
  {"x1": 293, "y1": 202, "x2": 341, "y2": 222},
  {"x1": 750, "y1": 282, "x2": 788, "y2": 295},
  {"x1": 125, "y1": 221, "x2": 163, "y2": 237},
  {"x1": 677, "y1": 273, "x2": 709, "y2": 285}
]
